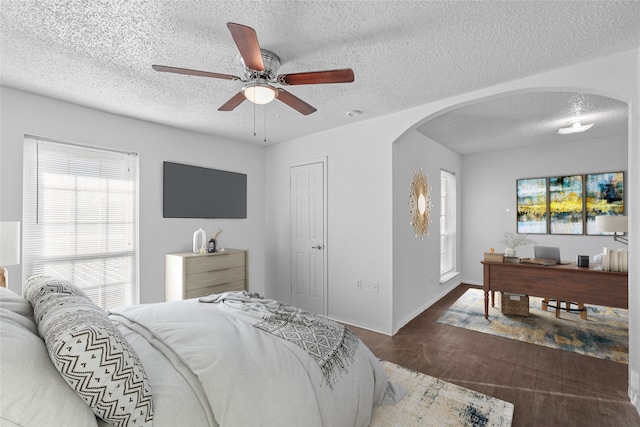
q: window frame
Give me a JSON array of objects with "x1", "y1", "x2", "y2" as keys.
[
  {"x1": 22, "y1": 135, "x2": 139, "y2": 309},
  {"x1": 440, "y1": 169, "x2": 457, "y2": 281}
]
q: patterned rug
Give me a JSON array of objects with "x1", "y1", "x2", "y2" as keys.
[
  {"x1": 436, "y1": 288, "x2": 628, "y2": 364},
  {"x1": 371, "y1": 361, "x2": 514, "y2": 427}
]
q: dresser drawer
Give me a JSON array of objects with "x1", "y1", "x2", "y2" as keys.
[
  {"x1": 185, "y1": 266, "x2": 245, "y2": 291},
  {"x1": 184, "y1": 280, "x2": 246, "y2": 299},
  {"x1": 185, "y1": 252, "x2": 246, "y2": 274}
]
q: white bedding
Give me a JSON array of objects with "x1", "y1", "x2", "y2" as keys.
[
  {"x1": 110, "y1": 292, "x2": 402, "y2": 426},
  {"x1": 1, "y1": 280, "x2": 403, "y2": 427}
]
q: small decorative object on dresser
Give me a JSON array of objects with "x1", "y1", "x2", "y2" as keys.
[
  {"x1": 193, "y1": 228, "x2": 207, "y2": 254},
  {"x1": 165, "y1": 249, "x2": 247, "y2": 301},
  {"x1": 207, "y1": 228, "x2": 224, "y2": 253}
]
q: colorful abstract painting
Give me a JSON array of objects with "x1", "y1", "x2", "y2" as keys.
[
  {"x1": 517, "y1": 178, "x2": 547, "y2": 234},
  {"x1": 549, "y1": 175, "x2": 583, "y2": 234},
  {"x1": 585, "y1": 172, "x2": 625, "y2": 234}
]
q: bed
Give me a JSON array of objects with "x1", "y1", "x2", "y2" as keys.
[{"x1": 0, "y1": 275, "x2": 404, "y2": 427}]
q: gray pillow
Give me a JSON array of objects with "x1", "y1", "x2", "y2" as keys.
[{"x1": 0, "y1": 285, "x2": 37, "y2": 334}]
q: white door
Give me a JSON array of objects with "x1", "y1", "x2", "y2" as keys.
[{"x1": 290, "y1": 161, "x2": 326, "y2": 315}]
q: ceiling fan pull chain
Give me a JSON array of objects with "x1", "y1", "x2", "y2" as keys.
[
  {"x1": 253, "y1": 97, "x2": 257, "y2": 137},
  {"x1": 264, "y1": 105, "x2": 267, "y2": 143}
]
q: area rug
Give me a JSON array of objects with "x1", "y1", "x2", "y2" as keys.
[
  {"x1": 370, "y1": 361, "x2": 514, "y2": 427},
  {"x1": 436, "y1": 288, "x2": 628, "y2": 364}
]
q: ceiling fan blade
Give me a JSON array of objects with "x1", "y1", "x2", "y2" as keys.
[
  {"x1": 226, "y1": 22, "x2": 264, "y2": 71},
  {"x1": 218, "y1": 92, "x2": 247, "y2": 111},
  {"x1": 276, "y1": 89, "x2": 317, "y2": 115},
  {"x1": 277, "y1": 68, "x2": 354, "y2": 85},
  {"x1": 152, "y1": 65, "x2": 240, "y2": 81}
]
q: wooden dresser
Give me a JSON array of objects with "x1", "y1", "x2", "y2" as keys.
[{"x1": 164, "y1": 249, "x2": 248, "y2": 301}]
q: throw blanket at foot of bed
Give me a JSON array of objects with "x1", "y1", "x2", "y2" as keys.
[
  {"x1": 201, "y1": 291, "x2": 361, "y2": 389},
  {"x1": 109, "y1": 291, "x2": 403, "y2": 427}
]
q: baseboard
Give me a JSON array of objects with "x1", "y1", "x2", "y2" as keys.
[
  {"x1": 392, "y1": 281, "x2": 460, "y2": 334},
  {"x1": 631, "y1": 369, "x2": 640, "y2": 417},
  {"x1": 330, "y1": 315, "x2": 392, "y2": 336},
  {"x1": 463, "y1": 278, "x2": 482, "y2": 287}
]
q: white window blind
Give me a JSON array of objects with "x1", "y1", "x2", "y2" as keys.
[
  {"x1": 440, "y1": 169, "x2": 457, "y2": 276},
  {"x1": 23, "y1": 136, "x2": 139, "y2": 310}
]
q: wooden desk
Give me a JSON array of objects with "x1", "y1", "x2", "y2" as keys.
[{"x1": 481, "y1": 261, "x2": 628, "y2": 319}]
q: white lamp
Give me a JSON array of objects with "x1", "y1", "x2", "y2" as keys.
[
  {"x1": 0, "y1": 221, "x2": 21, "y2": 288},
  {"x1": 242, "y1": 82, "x2": 277, "y2": 105},
  {"x1": 595, "y1": 215, "x2": 628, "y2": 245}
]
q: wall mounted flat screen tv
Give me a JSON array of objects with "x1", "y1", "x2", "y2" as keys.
[{"x1": 163, "y1": 161, "x2": 247, "y2": 219}]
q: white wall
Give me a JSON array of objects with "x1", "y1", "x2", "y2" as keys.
[
  {"x1": 392, "y1": 130, "x2": 463, "y2": 332},
  {"x1": 462, "y1": 135, "x2": 629, "y2": 285},
  {"x1": 264, "y1": 119, "x2": 395, "y2": 334},
  {"x1": 0, "y1": 87, "x2": 266, "y2": 302}
]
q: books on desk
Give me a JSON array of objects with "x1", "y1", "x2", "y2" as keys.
[
  {"x1": 602, "y1": 248, "x2": 628, "y2": 272},
  {"x1": 520, "y1": 258, "x2": 556, "y2": 266}
]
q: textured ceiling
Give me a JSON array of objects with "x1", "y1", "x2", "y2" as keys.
[
  {"x1": 1, "y1": 1, "x2": 639, "y2": 149},
  {"x1": 417, "y1": 92, "x2": 629, "y2": 155}
]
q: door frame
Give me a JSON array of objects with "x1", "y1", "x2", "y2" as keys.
[{"x1": 289, "y1": 157, "x2": 328, "y2": 316}]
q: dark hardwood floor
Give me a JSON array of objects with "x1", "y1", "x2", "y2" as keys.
[{"x1": 349, "y1": 284, "x2": 640, "y2": 427}]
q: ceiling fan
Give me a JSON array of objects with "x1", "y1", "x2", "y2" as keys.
[{"x1": 152, "y1": 22, "x2": 355, "y2": 115}]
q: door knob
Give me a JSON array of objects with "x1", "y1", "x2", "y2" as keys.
[{"x1": 311, "y1": 245, "x2": 323, "y2": 250}]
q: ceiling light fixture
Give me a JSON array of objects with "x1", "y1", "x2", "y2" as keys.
[
  {"x1": 557, "y1": 121, "x2": 594, "y2": 135},
  {"x1": 242, "y1": 82, "x2": 277, "y2": 105}
]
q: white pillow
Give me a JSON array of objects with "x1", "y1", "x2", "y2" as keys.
[
  {"x1": 0, "y1": 287, "x2": 100, "y2": 427},
  {"x1": 25, "y1": 276, "x2": 154, "y2": 427}
]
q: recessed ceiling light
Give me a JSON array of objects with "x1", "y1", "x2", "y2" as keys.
[
  {"x1": 558, "y1": 122, "x2": 594, "y2": 135},
  {"x1": 346, "y1": 110, "x2": 362, "y2": 117}
]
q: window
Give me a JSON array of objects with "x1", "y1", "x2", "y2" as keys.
[
  {"x1": 440, "y1": 169, "x2": 456, "y2": 279},
  {"x1": 23, "y1": 136, "x2": 138, "y2": 310}
]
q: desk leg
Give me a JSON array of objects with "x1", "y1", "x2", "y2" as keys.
[
  {"x1": 491, "y1": 290, "x2": 495, "y2": 308},
  {"x1": 484, "y1": 290, "x2": 489, "y2": 319},
  {"x1": 578, "y1": 303, "x2": 587, "y2": 320}
]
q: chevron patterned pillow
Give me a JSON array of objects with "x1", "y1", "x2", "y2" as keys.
[
  {"x1": 26, "y1": 277, "x2": 154, "y2": 427},
  {"x1": 23, "y1": 274, "x2": 91, "y2": 301}
]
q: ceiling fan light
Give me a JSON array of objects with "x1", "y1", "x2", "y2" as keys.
[
  {"x1": 243, "y1": 84, "x2": 277, "y2": 105},
  {"x1": 557, "y1": 122, "x2": 594, "y2": 135}
]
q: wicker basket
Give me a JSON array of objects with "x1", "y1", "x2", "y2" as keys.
[{"x1": 499, "y1": 292, "x2": 529, "y2": 317}]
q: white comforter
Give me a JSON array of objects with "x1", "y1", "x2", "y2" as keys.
[{"x1": 109, "y1": 293, "x2": 401, "y2": 427}]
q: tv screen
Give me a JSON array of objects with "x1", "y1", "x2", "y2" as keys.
[{"x1": 163, "y1": 161, "x2": 247, "y2": 219}]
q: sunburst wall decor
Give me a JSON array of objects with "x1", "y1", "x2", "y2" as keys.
[{"x1": 409, "y1": 169, "x2": 433, "y2": 240}]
